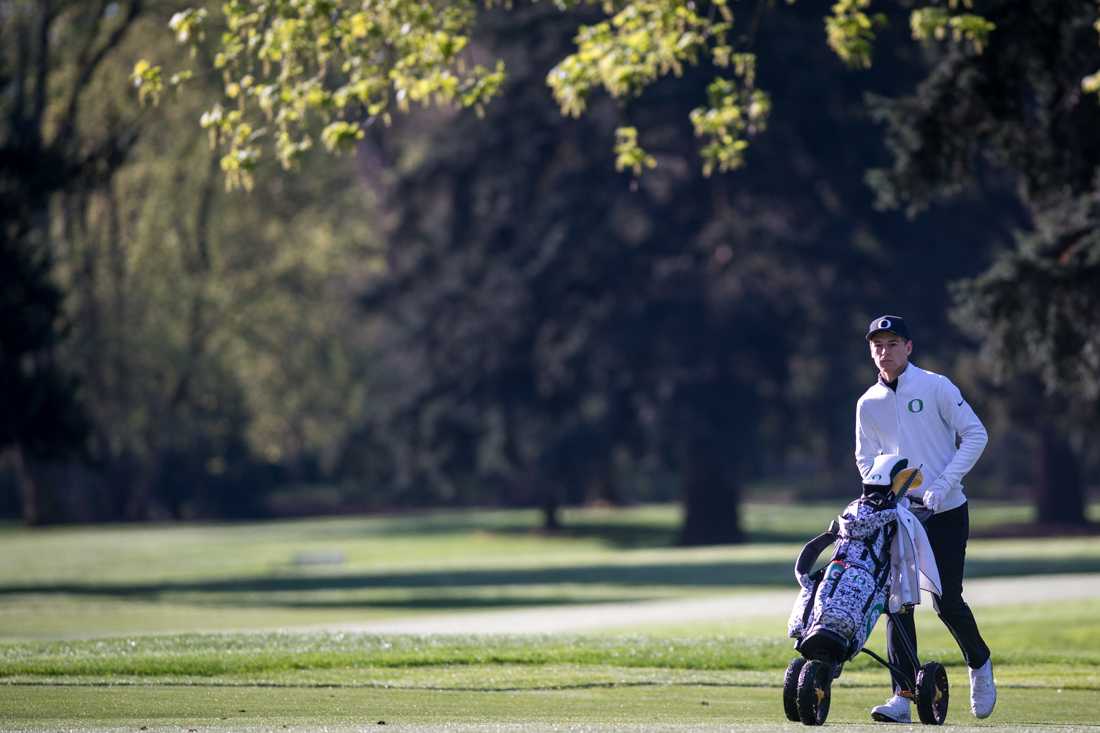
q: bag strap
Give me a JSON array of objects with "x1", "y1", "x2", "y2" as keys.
[{"x1": 794, "y1": 519, "x2": 840, "y2": 577}]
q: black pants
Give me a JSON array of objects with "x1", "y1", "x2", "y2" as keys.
[{"x1": 886, "y1": 502, "x2": 991, "y2": 693}]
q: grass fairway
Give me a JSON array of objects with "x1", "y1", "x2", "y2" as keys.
[
  {"x1": 5, "y1": 682, "x2": 1100, "y2": 732},
  {"x1": 1, "y1": 502, "x2": 1099, "y2": 730},
  {"x1": 3, "y1": 501, "x2": 1100, "y2": 640},
  {"x1": 3, "y1": 672, "x2": 1100, "y2": 732}
]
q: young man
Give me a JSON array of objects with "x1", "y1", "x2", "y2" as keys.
[{"x1": 855, "y1": 315, "x2": 996, "y2": 723}]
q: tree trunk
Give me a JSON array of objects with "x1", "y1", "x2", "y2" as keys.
[
  {"x1": 1033, "y1": 427, "x2": 1086, "y2": 525},
  {"x1": 6, "y1": 447, "x2": 53, "y2": 526},
  {"x1": 125, "y1": 469, "x2": 155, "y2": 521},
  {"x1": 541, "y1": 493, "x2": 562, "y2": 531},
  {"x1": 678, "y1": 439, "x2": 743, "y2": 545},
  {"x1": 584, "y1": 459, "x2": 620, "y2": 506},
  {"x1": 8, "y1": 448, "x2": 39, "y2": 526}
]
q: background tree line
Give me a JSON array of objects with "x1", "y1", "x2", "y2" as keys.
[{"x1": 1, "y1": 0, "x2": 1097, "y2": 542}]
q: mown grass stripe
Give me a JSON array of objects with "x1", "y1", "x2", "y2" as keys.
[{"x1": 2, "y1": 631, "x2": 1099, "y2": 678}]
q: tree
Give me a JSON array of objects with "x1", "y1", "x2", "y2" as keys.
[
  {"x1": 139, "y1": 0, "x2": 1100, "y2": 533},
  {"x1": 140, "y1": 1, "x2": 1012, "y2": 187},
  {"x1": 1, "y1": 0, "x2": 149, "y2": 523},
  {"x1": 342, "y1": 1, "x2": 992, "y2": 542},
  {"x1": 869, "y1": 0, "x2": 1100, "y2": 525},
  {"x1": 2, "y1": 0, "x2": 383, "y2": 522},
  {"x1": 0, "y1": 237, "x2": 87, "y2": 524},
  {"x1": 49, "y1": 52, "x2": 381, "y2": 521},
  {"x1": 346, "y1": 4, "x2": 805, "y2": 542}
]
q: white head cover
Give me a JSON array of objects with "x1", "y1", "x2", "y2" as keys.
[{"x1": 864, "y1": 454, "x2": 907, "y2": 486}]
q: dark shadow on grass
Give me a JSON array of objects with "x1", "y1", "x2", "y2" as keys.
[
  {"x1": 0, "y1": 560, "x2": 789, "y2": 598},
  {"x1": 3, "y1": 554, "x2": 1100, "y2": 611},
  {"x1": 970, "y1": 521, "x2": 1100, "y2": 539},
  {"x1": 288, "y1": 509, "x2": 843, "y2": 547},
  {"x1": 295, "y1": 518, "x2": 683, "y2": 548},
  {"x1": 181, "y1": 595, "x2": 651, "y2": 610}
]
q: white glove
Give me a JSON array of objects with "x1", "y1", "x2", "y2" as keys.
[{"x1": 921, "y1": 488, "x2": 944, "y2": 513}]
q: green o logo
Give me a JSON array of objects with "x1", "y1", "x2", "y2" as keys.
[{"x1": 908, "y1": 398, "x2": 924, "y2": 413}]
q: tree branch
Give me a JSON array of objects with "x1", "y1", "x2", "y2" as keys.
[
  {"x1": 69, "y1": 1, "x2": 113, "y2": 104},
  {"x1": 9, "y1": 5, "x2": 31, "y2": 134},
  {"x1": 54, "y1": 0, "x2": 143, "y2": 152},
  {"x1": 31, "y1": 0, "x2": 53, "y2": 142}
]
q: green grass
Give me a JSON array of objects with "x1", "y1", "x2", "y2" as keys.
[
  {"x1": 3, "y1": 598, "x2": 1099, "y2": 680},
  {"x1": 4, "y1": 499, "x2": 1090, "y2": 584},
  {"x1": 3, "y1": 501, "x2": 1100, "y2": 639},
  {"x1": 1, "y1": 502, "x2": 1099, "y2": 730},
  {"x1": 5, "y1": 683, "x2": 1100, "y2": 732}
]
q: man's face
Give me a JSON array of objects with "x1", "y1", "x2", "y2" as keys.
[{"x1": 868, "y1": 331, "x2": 912, "y2": 378}]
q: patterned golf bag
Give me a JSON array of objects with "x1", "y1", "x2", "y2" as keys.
[
  {"x1": 787, "y1": 489, "x2": 898, "y2": 670},
  {"x1": 783, "y1": 457, "x2": 950, "y2": 727}
]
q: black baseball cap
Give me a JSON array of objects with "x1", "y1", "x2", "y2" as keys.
[{"x1": 866, "y1": 315, "x2": 911, "y2": 341}]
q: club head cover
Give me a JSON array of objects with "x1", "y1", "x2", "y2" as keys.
[{"x1": 862, "y1": 454, "x2": 911, "y2": 497}]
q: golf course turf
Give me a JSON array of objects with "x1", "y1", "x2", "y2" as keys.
[{"x1": 1, "y1": 502, "x2": 1098, "y2": 730}]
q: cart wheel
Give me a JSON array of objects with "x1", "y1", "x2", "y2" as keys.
[
  {"x1": 915, "y1": 661, "x2": 949, "y2": 725},
  {"x1": 797, "y1": 659, "x2": 832, "y2": 726},
  {"x1": 783, "y1": 657, "x2": 806, "y2": 721}
]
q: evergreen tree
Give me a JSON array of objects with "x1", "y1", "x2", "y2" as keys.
[{"x1": 870, "y1": 0, "x2": 1100, "y2": 524}]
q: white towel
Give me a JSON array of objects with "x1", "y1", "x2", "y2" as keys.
[{"x1": 889, "y1": 501, "x2": 942, "y2": 612}]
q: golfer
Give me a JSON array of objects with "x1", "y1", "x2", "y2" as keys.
[{"x1": 855, "y1": 315, "x2": 996, "y2": 723}]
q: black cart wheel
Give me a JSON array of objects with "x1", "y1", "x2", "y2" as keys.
[
  {"x1": 783, "y1": 657, "x2": 806, "y2": 721},
  {"x1": 796, "y1": 659, "x2": 832, "y2": 726},
  {"x1": 915, "y1": 661, "x2": 949, "y2": 725}
]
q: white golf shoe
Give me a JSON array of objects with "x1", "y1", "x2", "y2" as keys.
[
  {"x1": 970, "y1": 658, "x2": 997, "y2": 718},
  {"x1": 870, "y1": 694, "x2": 911, "y2": 723}
]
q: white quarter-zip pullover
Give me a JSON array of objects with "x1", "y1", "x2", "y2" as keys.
[{"x1": 855, "y1": 362, "x2": 987, "y2": 513}]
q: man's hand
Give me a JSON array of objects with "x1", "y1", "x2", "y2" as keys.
[{"x1": 920, "y1": 488, "x2": 944, "y2": 513}]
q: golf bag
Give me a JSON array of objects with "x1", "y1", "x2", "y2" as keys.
[
  {"x1": 781, "y1": 454, "x2": 949, "y2": 726},
  {"x1": 787, "y1": 489, "x2": 896, "y2": 665}
]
